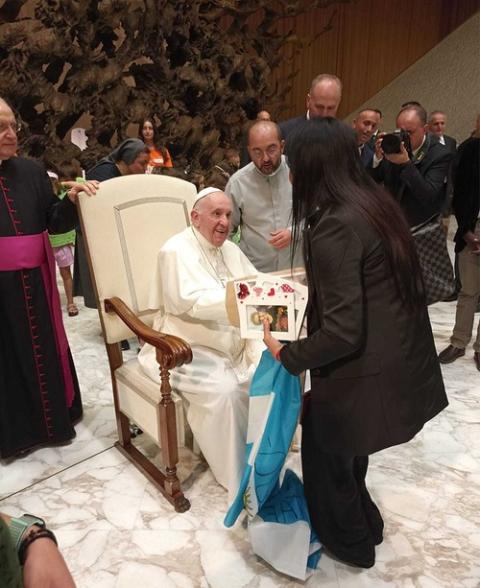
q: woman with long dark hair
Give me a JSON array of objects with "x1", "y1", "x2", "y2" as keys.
[
  {"x1": 139, "y1": 117, "x2": 173, "y2": 172},
  {"x1": 263, "y1": 118, "x2": 448, "y2": 568}
]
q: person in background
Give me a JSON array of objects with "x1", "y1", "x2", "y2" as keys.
[
  {"x1": 428, "y1": 110, "x2": 458, "y2": 234},
  {"x1": 438, "y1": 135, "x2": 480, "y2": 370},
  {"x1": 279, "y1": 73, "x2": 342, "y2": 145},
  {"x1": 239, "y1": 109, "x2": 274, "y2": 168},
  {"x1": 47, "y1": 163, "x2": 84, "y2": 317},
  {"x1": 73, "y1": 138, "x2": 149, "y2": 311},
  {"x1": 401, "y1": 100, "x2": 423, "y2": 109},
  {"x1": 352, "y1": 108, "x2": 379, "y2": 168},
  {"x1": 256, "y1": 110, "x2": 272, "y2": 121},
  {"x1": 371, "y1": 105, "x2": 453, "y2": 227},
  {"x1": 0, "y1": 512, "x2": 75, "y2": 587},
  {"x1": 366, "y1": 108, "x2": 383, "y2": 150},
  {"x1": 427, "y1": 110, "x2": 457, "y2": 151},
  {"x1": 262, "y1": 117, "x2": 447, "y2": 569},
  {"x1": 139, "y1": 117, "x2": 173, "y2": 173},
  {"x1": 226, "y1": 120, "x2": 298, "y2": 272},
  {"x1": 0, "y1": 97, "x2": 97, "y2": 459}
]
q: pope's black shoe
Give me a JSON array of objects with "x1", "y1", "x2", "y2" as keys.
[{"x1": 474, "y1": 352, "x2": 480, "y2": 372}]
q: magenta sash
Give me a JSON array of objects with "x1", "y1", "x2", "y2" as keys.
[{"x1": 0, "y1": 232, "x2": 75, "y2": 407}]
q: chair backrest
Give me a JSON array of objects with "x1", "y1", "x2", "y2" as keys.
[{"x1": 78, "y1": 174, "x2": 197, "y2": 343}]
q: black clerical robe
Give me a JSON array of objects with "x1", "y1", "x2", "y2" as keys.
[{"x1": 0, "y1": 156, "x2": 82, "y2": 458}]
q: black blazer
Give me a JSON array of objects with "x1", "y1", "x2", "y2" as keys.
[
  {"x1": 371, "y1": 134, "x2": 453, "y2": 226},
  {"x1": 443, "y1": 134, "x2": 457, "y2": 154},
  {"x1": 279, "y1": 115, "x2": 307, "y2": 148},
  {"x1": 280, "y1": 206, "x2": 448, "y2": 456},
  {"x1": 360, "y1": 142, "x2": 374, "y2": 168},
  {"x1": 452, "y1": 138, "x2": 480, "y2": 252}
]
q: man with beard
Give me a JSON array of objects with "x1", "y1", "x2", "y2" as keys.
[{"x1": 225, "y1": 121, "x2": 299, "y2": 272}]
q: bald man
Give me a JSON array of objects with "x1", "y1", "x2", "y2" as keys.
[
  {"x1": 226, "y1": 120, "x2": 299, "y2": 272},
  {"x1": 372, "y1": 105, "x2": 453, "y2": 227},
  {"x1": 138, "y1": 188, "x2": 263, "y2": 500},
  {"x1": 279, "y1": 74, "x2": 343, "y2": 144},
  {"x1": 353, "y1": 108, "x2": 379, "y2": 168}
]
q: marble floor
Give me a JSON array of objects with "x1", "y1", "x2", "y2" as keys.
[{"x1": 1, "y1": 262, "x2": 479, "y2": 587}]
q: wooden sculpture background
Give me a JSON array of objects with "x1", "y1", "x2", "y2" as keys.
[{"x1": 0, "y1": 0, "x2": 345, "y2": 181}]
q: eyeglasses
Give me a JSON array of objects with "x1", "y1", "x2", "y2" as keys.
[
  {"x1": 0, "y1": 122, "x2": 22, "y2": 134},
  {"x1": 250, "y1": 145, "x2": 280, "y2": 160}
]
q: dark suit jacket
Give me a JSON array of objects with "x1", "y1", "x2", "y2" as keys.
[
  {"x1": 443, "y1": 134, "x2": 457, "y2": 154},
  {"x1": 371, "y1": 134, "x2": 453, "y2": 226},
  {"x1": 280, "y1": 206, "x2": 448, "y2": 456},
  {"x1": 359, "y1": 142, "x2": 374, "y2": 168},
  {"x1": 452, "y1": 138, "x2": 480, "y2": 252},
  {"x1": 279, "y1": 115, "x2": 307, "y2": 146}
]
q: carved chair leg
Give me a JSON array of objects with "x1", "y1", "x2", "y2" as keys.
[
  {"x1": 158, "y1": 365, "x2": 189, "y2": 511},
  {"x1": 117, "y1": 412, "x2": 132, "y2": 448}
]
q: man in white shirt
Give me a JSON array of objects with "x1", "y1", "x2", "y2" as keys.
[
  {"x1": 226, "y1": 121, "x2": 298, "y2": 272},
  {"x1": 138, "y1": 188, "x2": 263, "y2": 500}
]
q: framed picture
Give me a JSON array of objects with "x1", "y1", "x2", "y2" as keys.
[{"x1": 235, "y1": 279, "x2": 299, "y2": 341}]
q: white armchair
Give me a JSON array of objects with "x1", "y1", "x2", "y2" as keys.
[{"x1": 77, "y1": 174, "x2": 197, "y2": 512}]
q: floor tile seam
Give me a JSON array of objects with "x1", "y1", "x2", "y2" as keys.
[{"x1": 0, "y1": 444, "x2": 116, "y2": 502}]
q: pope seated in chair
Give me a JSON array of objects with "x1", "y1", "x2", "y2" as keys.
[{"x1": 138, "y1": 187, "x2": 264, "y2": 499}]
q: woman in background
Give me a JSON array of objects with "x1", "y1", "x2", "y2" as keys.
[
  {"x1": 139, "y1": 117, "x2": 173, "y2": 172},
  {"x1": 73, "y1": 138, "x2": 149, "y2": 310},
  {"x1": 263, "y1": 118, "x2": 448, "y2": 568}
]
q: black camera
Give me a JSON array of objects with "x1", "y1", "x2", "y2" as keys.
[{"x1": 381, "y1": 129, "x2": 412, "y2": 158}]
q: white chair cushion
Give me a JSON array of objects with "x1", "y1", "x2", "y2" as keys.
[{"x1": 115, "y1": 359, "x2": 185, "y2": 447}]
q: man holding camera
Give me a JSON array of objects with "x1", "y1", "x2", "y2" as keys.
[{"x1": 371, "y1": 105, "x2": 453, "y2": 227}]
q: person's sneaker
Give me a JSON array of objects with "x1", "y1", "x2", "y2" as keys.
[
  {"x1": 438, "y1": 345, "x2": 465, "y2": 364},
  {"x1": 120, "y1": 339, "x2": 130, "y2": 351},
  {"x1": 474, "y1": 352, "x2": 480, "y2": 372}
]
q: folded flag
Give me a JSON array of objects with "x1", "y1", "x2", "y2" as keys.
[{"x1": 224, "y1": 349, "x2": 322, "y2": 580}]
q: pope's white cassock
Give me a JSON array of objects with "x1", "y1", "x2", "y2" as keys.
[{"x1": 138, "y1": 225, "x2": 264, "y2": 500}]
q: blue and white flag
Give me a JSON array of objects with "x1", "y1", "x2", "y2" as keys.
[{"x1": 224, "y1": 349, "x2": 322, "y2": 580}]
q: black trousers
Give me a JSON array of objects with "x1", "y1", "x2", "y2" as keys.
[{"x1": 301, "y1": 408, "x2": 383, "y2": 568}]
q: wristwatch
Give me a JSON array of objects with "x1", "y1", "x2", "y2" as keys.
[{"x1": 8, "y1": 514, "x2": 46, "y2": 551}]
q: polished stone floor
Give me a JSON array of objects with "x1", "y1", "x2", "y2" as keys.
[{"x1": 1, "y1": 260, "x2": 479, "y2": 587}]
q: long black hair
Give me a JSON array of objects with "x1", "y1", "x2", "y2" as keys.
[{"x1": 288, "y1": 117, "x2": 424, "y2": 310}]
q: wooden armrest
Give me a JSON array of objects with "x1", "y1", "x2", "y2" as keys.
[{"x1": 104, "y1": 297, "x2": 192, "y2": 369}]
